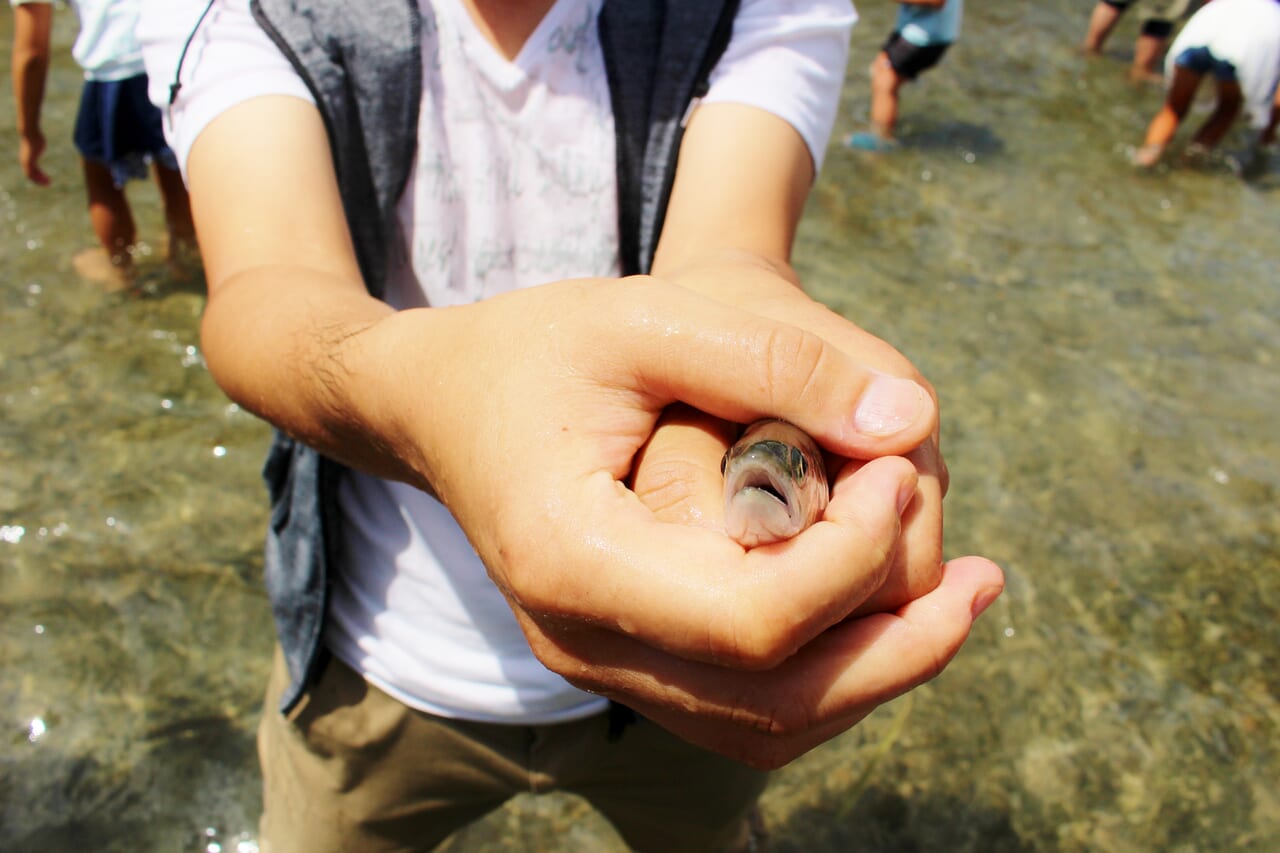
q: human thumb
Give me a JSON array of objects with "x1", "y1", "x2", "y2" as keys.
[{"x1": 610, "y1": 279, "x2": 936, "y2": 459}]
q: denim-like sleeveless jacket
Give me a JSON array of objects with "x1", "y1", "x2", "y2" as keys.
[{"x1": 247, "y1": 0, "x2": 740, "y2": 712}]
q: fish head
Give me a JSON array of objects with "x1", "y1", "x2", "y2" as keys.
[{"x1": 721, "y1": 420, "x2": 829, "y2": 548}]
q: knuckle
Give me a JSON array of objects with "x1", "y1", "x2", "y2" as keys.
[
  {"x1": 522, "y1": 630, "x2": 568, "y2": 671},
  {"x1": 728, "y1": 690, "x2": 817, "y2": 750},
  {"x1": 901, "y1": 620, "x2": 965, "y2": 688},
  {"x1": 919, "y1": 645, "x2": 951, "y2": 685},
  {"x1": 726, "y1": 693, "x2": 788, "y2": 738},
  {"x1": 836, "y1": 517, "x2": 900, "y2": 594},
  {"x1": 712, "y1": 603, "x2": 797, "y2": 671},
  {"x1": 498, "y1": 541, "x2": 574, "y2": 619},
  {"x1": 752, "y1": 321, "x2": 829, "y2": 411}
]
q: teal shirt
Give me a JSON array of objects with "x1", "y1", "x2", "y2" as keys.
[{"x1": 897, "y1": 0, "x2": 963, "y2": 47}]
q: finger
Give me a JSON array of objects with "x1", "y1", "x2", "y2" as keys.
[
  {"x1": 652, "y1": 266, "x2": 946, "y2": 458},
  {"x1": 622, "y1": 691, "x2": 873, "y2": 771},
  {"x1": 734, "y1": 455, "x2": 921, "y2": 644},
  {"x1": 527, "y1": 556, "x2": 1003, "y2": 767},
  {"x1": 598, "y1": 279, "x2": 937, "y2": 459},
  {"x1": 629, "y1": 403, "x2": 734, "y2": 530},
  {"x1": 905, "y1": 434, "x2": 947, "y2": 497},
  {"x1": 789, "y1": 555, "x2": 1005, "y2": 714},
  {"x1": 844, "y1": 444, "x2": 946, "y2": 617},
  {"x1": 517, "y1": 455, "x2": 919, "y2": 669}
]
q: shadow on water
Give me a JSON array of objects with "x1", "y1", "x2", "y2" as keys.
[
  {"x1": 2, "y1": 709, "x2": 260, "y2": 852},
  {"x1": 768, "y1": 786, "x2": 1030, "y2": 853},
  {"x1": 897, "y1": 119, "x2": 1006, "y2": 159}
]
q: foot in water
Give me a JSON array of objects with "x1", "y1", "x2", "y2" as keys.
[
  {"x1": 1129, "y1": 67, "x2": 1165, "y2": 86},
  {"x1": 846, "y1": 131, "x2": 898, "y2": 153},
  {"x1": 163, "y1": 230, "x2": 203, "y2": 284},
  {"x1": 72, "y1": 247, "x2": 135, "y2": 293}
]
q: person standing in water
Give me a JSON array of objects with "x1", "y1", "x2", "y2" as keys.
[
  {"x1": 1081, "y1": 0, "x2": 1202, "y2": 83},
  {"x1": 138, "y1": 0, "x2": 1004, "y2": 849},
  {"x1": 1133, "y1": 0, "x2": 1280, "y2": 168},
  {"x1": 9, "y1": 0, "x2": 196, "y2": 288},
  {"x1": 847, "y1": 0, "x2": 963, "y2": 152}
]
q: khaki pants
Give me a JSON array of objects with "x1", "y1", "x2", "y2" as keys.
[{"x1": 258, "y1": 648, "x2": 769, "y2": 852}]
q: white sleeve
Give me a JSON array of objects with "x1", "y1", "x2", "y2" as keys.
[
  {"x1": 137, "y1": 0, "x2": 314, "y2": 178},
  {"x1": 701, "y1": 0, "x2": 857, "y2": 174}
]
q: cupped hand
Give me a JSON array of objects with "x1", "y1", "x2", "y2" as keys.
[
  {"x1": 377, "y1": 275, "x2": 1001, "y2": 765},
  {"x1": 582, "y1": 556, "x2": 1002, "y2": 769},
  {"x1": 641, "y1": 253, "x2": 954, "y2": 615}
]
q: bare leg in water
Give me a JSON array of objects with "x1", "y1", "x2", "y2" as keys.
[
  {"x1": 1130, "y1": 33, "x2": 1169, "y2": 83},
  {"x1": 74, "y1": 157, "x2": 136, "y2": 289},
  {"x1": 153, "y1": 160, "x2": 199, "y2": 279},
  {"x1": 1081, "y1": 2, "x2": 1124, "y2": 55},
  {"x1": 73, "y1": 157, "x2": 199, "y2": 289},
  {"x1": 868, "y1": 50, "x2": 905, "y2": 143}
]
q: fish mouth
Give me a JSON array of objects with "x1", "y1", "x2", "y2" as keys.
[
  {"x1": 724, "y1": 454, "x2": 803, "y2": 524},
  {"x1": 732, "y1": 467, "x2": 797, "y2": 514},
  {"x1": 723, "y1": 461, "x2": 804, "y2": 548}
]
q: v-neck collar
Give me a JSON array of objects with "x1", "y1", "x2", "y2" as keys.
[{"x1": 434, "y1": 0, "x2": 583, "y2": 89}]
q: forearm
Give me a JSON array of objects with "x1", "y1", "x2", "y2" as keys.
[
  {"x1": 11, "y1": 6, "x2": 52, "y2": 139},
  {"x1": 11, "y1": 51, "x2": 48, "y2": 136},
  {"x1": 185, "y1": 95, "x2": 451, "y2": 492},
  {"x1": 201, "y1": 265, "x2": 437, "y2": 490}
]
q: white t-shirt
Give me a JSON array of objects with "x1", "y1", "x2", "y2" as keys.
[
  {"x1": 1167, "y1": 0, "x2": 1280, "y2": 130},
  {"x1": 13, "y1": 0, "x2": 147, "y2": 81},
  {"x1": 139, "y1": 0, "x2": 856, "y2": 724}
]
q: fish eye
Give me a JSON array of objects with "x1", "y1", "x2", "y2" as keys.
[{"x1": 791, "y1": 448, "x2": 806, "y2": 478}]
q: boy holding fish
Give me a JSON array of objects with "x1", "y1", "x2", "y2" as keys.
[{"x1": 139, "y1": 0, "x2": 1003, "y2": 848}]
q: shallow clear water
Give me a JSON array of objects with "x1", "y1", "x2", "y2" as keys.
[{"x1": 3, "y1": 3, "x2": 1277, "y2": 851}]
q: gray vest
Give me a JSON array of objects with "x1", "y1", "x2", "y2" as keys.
[{"x1": 247, "y1": 0, "x2": 739, "y2": 712}]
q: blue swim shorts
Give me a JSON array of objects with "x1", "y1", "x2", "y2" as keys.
[
  {"x1": 1174, "y1": 45, "x2": 1238, "y2": 82},
  {"x1": 73, "y1": 73, "x2": 179, "y2": 188}
]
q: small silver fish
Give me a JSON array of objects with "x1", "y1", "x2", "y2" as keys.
[{"x1": 721, "y1": 418, "x2": 829, "y2": 548}]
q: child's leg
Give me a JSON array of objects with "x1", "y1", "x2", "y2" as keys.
[
  {"x1": 1082, "y1": 1, "x2": 1127, "y2": 53},
  {"x1": 81, "y1": 158, "x2": 136, "y2": 275},
  {"x1": 152, "y1": 162, "x2": 197, "y2": 257},
  {"x1": 1188, "y1": 79, "x2": 1242, "y2": 150},
  {"x1": 868, "y1": 51, "x2": 904, "y2": 140},
  {"x1": 1130, "y1": 18, "x2": 1174, "y2": 82},
  {"x1": 1130, "y1": 34, "x2": 1169, "y2": 82},
  {"x1": 1135, "y1": 64, "x2": 1203, "y2": 165}
]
